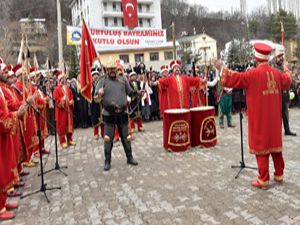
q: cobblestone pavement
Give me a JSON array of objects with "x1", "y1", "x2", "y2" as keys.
[{"x1": 2, "y1": 108, "x2": 300, "y2": 225}]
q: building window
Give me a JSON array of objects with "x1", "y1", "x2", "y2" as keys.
[
  {"x1": 138, "y1": 4, "x2": 142, "y2": 12},
  {"x1": 139, "y1": 19, "x2": 143, "y2": 27},
  {"x1": 121, "y1": 19, "x2": 124, "y2": 27},
  {"x1": 150, "y1": 52, "x2": 159, "y2": 61},
  {"x1": 135, "y1": 53, "x2": 144, "y2": 63},
  {"x1": 113, "y1": 2, "x2": 117, "y2": 11},
  {"x1": 114, "y1": 18, "x2": 118, "y2": 26},
  {"x1": 104, "y1": 18, "x2": 108, "y2": 26},
  {"x1": 120, "y1": 54, "x2": 129, "y2": 63},
  {"x1": 147, "y1": 19, "x2": 151, "y2": 27},
  {"x1": 120, "y1": 3, "x2": 123, "y2": 12},
  {"x1": 103, "y1": 2, "x2": 107, "y2": 10},
  {"x1": 164, "y1": 51, "x2": 173, "y2": 60},
  {"x1": 146, "y1": 5, "x2": 150, "y2": 12}
]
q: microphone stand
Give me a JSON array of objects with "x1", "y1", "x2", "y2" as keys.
[
  {"x1": 41, "y1": 90, "x2": 68, "y2": 177},
  {"x1": 20, "y1": 100, "x2": 61, "y2": 203},
  {"x1": 13, "y1": 84, "x2": 68, "y2": 177},
  {"x1": 231, "y1": 88, "x2": 257, "y2": 178}
]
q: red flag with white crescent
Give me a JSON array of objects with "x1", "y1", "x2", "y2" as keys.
[
  {"x1": 80, "y1": 19, "x2": 97, "y2": 103},
  {"x1": 122, "y1": 0, "x2": 138, "y2": 28}
]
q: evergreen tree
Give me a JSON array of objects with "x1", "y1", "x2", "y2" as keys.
[
  {"x1": 226, "y1": 40, "x2": 240, "y2": 64},
  {"x1": 67, "y1": 46, "x2": 79, "y2": 79},
  {"x1": 268, "y1": 9, "x2": 297, "y2": 42}
]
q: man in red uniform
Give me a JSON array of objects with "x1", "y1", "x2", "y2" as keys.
[
  {"x1": 214, "y1": 43, "x2": 292, "y2": 189},
  {"x1": 0, "y1": 61, "x2": 27, "y2": 220},
  {"x1": 12, "y1": 64, "x2": 39, "y2": 168},
  {"x1": 153, "y1": 60, "x2": 206, "y2": 111},
  {"x1": 32, "y1": 69, "x2": 50, "y2": 155},
  {"x1": 1, "y1": 64, "x2": 27, "y2": 196},
  {"x1": 53, "y1": 71, "x2": 76, "y2": 149}
]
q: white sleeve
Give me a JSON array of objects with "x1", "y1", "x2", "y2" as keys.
[{"x1": 207, "y1": 71, "x2": 219, "y2": 87}]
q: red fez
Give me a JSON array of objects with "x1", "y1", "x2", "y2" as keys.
[
  {"x1": 170, "y1": 60, "x2": 181, "y2": 70},
  {"x1": 253, "y1": 43, "x2": 272, "y2": 62},
  {"x1": 12, "y1": 64, "x2": 23, "y2": 77},
  {"x1": 5, "y1": 64, "x2": 12, "y2": 71},
  {"x1": 55, "y1": 71, "x2": 64, "y2": 80},
  {"x1": 5, "y1": 64, "x2": 14, "y2": 77},
  {"x1": 160, "y1": 65, "x2": 168, "y2": 73}
]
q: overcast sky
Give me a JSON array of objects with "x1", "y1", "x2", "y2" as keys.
[{"x1": 186, "y1": 0, "x2": 267, "y2": 14}]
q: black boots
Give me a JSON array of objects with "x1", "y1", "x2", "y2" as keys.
[
  {"x1": 285, "y1": 131, "x2": 297, "y2": 136},
  {"x1": 104, "y1": 158, "x2": 138, "y2": 171},
  {"x1": 127, "y1": 157, "x2": 138, "y2": 166},
  {"x1": 104, "y1": 160, "x2": 111, "y2": 171}
]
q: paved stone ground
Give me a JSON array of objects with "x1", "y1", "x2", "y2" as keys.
[{"x1": 2, "y1": 108, "x2": 300, "y2": 225}]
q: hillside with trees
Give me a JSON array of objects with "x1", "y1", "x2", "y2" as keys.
[{"x1": 0, "y1": 0, "x2": 299, "y2": 66}]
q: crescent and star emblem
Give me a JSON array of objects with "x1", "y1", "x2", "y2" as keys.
[{"x1": 125, "y1": 3, "x2": 134, "y2": 17}]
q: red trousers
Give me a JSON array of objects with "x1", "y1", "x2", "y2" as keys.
[
  {"x1": 33, "y1": 139, "x2": 46, "y2": 153},
  {"x1": 256, "y1": 152, "x2": 284, "y2": 183},
  {"x1": 59, "y1": 133, "x2": 73, "y2": 145},
  {"x1": 130, "y1": 118, "x2": 143, "y2": 130},
  {"x1": 93, "y1": 125, "x2": 104, "y2": 138},
  {"x1": 114, "y1": 127, "x2": 120, "y2": 141},
  {"x1": 0, "y1": 192, "x2": 7, "y2": 211}
]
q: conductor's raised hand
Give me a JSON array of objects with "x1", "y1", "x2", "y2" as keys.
[{"x1": 212, "y1": 59, "x2": 224, "y2": 71}]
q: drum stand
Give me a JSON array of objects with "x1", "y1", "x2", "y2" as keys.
[{"x1": 231, "y1": 91, "x2": 257, "y2": 179}]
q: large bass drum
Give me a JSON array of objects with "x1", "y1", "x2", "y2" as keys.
[
  {"x1": 163, "y1": 109, "x2": 191, "y2": 152},
  {"x1": 190, "y1": 106, "x2": 217, "y2": 148}
]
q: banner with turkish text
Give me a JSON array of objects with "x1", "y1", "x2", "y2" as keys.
[{"x1": 67, "y1": 26, "x2": 167, "y2": 50}]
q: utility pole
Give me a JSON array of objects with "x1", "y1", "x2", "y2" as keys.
[
  {"x1": 172, "y1": 22, "x2": 176, "y2": 60},
  {"x1": 57, "y1": 0, "x2": 63, "y2": 68}
]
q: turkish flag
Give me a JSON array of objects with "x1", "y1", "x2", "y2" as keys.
[
  {"x1": 80, "y1": 19, "x2": 97, "y2": 103},
  {"x1": 122, "y1": 0, "x2": 138, "y2": 28}
]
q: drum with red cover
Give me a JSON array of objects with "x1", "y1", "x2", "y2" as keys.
[
  {"x1": 163, "y1": 109, "x2": 191, "y2": 152},
  {"x1": 190, "y1": 106, "x2": 217, "y2": 148}
]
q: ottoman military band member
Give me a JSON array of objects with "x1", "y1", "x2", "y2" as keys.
[{"x1": 94, "y1": 63, "x2": 139, "y2": 171}]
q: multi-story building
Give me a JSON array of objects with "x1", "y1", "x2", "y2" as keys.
[
  {"x1": 69, "y1": 0, "x2": 179, "y2": 71},
  {"x1": 70, "y1": 0, "x2": 162, "y2": 29},
  {"x1": 19, "y1": 18, "x2": 48, "y2": 65},
  {"x1": 178, "y1": 33, "x2": 217, "y2": 66}
]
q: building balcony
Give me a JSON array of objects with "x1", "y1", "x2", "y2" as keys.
[
  {"x1": 103, "y1": 10, "x2": 155, "y2": 19},
  {"x1": 102, "y1": 0, "x2": 154, "y2": 3},
  {"x1": 102, "y1": 11, "x2": 124, "y2": 18},
  {"x1": 137, "y1": 12, "x2": 155, "y2": 18}
]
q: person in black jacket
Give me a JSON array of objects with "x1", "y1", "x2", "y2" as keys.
[{"x1": 275, "y1": 50, "x2": 296, "y2": 136}]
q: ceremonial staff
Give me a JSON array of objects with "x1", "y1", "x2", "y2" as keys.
[
  {"x1": 205, "y1": 64, "x2": 210, "y2": 106},
  {"x1": 280, "y1": 21, "x2": 286, "y2": 65}
]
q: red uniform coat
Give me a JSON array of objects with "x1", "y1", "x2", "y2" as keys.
[
  {"x1": 36, "y1": 89, "x2": 49, "y2": 139},
  {"x1": 0, "y1": 87, "x2": 19, "y2": 194},
  {"x1": 14, "y1": 81, "x2": 38, "y2": 161},
  {"x1": 220, "y1": 63, "x2": 292, "y2": 155},
  {"x1": 53, "y1": 85, "x2": 74, "y2": 137},
  {"x1": 158, "y1": 86, "x2": 169, "y2": 117},
  {"x1": 158, "y1": 75, "x2": 203, "y2": 111},
  {"x1": 191, "y1": 83, "x2": 206, "y2": 107},
  {"x1": 1, "y1": 83, "x2": 23, "y2": 165}
]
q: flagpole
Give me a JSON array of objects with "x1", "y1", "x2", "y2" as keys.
[
  {"x1": 57, "y1": 0, "x2": 63, "y2": 67},
  {"x1": 280, "y1": 21, "x2": 286, "y2": 65}
]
